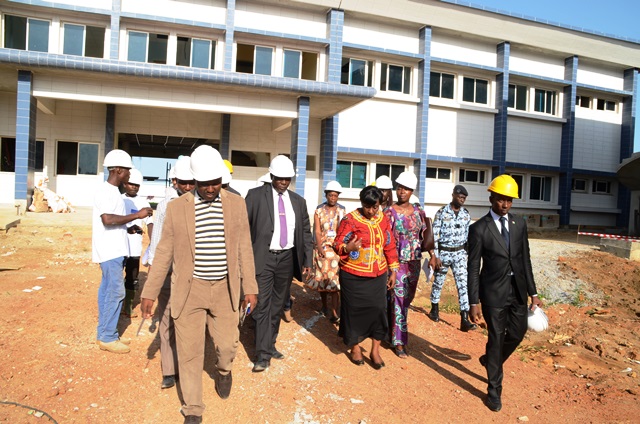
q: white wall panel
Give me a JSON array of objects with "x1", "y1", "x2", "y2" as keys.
[
  {"x1": 570, "y1": 211, "x2": 617, "y2": 227},
  {"x1": 235, "y1": 2, "x2": 326, "y2": 39},
  {"x1": 122, "y1": 0, "x2": 226, "y2": 25},
  {"x1": 427, "y1": 108, "x2": 493, "y2": 160},
  {"x1": 343, "y1": 18, "x2": 419, "y2": 54},
  {"x1": 337, "y1": 100, "x2": 417, "y2": 153},
  {"x1": 573, "y1": 118, "x2": 621, "y2": 172},
  {"x1": 0, "y1": 93, "x2": 17, "y2": 134},
  {"x1": 430, "y1": 34, "x2": 496, "y2": 67},
  {"x1": 571, "y1": 191, "x2": 618, "y2": 209},
  {"x1": 506, "y1": 118, "x2": 561, "y2": 166},
  {"x1": 116, "y1": 106, "x2": 220, "y2": 139},
  {"x1": 576, "y1": 64, "x2": 624, "y2": 91},
  {"x1": 510, "y1": 50, "x2": 565, "y2": 80},
  {"x1": 55, "y1": 0, "x2": 111, "y2": 10}
]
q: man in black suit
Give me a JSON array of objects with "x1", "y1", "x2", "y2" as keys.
[
  {"x1": 245, "y1": 155, "x2": 313, "y2": 372},
  {"x1": 467, "y1": 174, "x2": 542, "y2": 412}
]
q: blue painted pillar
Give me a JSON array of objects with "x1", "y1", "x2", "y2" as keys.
[
  {"x1": 104, "y1": 104, "x2": 115, "y2": 180},
  {"x1": 321, "y1": 116, "x2": 339, "y2": 184},
  {"x1": 492, "y1": 42, "x2": 510, "y2": 179},
  {"x1": 15, "y1": 70, "x2": 37, "y2": 209},
  {"x1": 326, "y1": 9, "x2": 344, "y2": 83},
  {"x1": 415, "y1": 26, "x2": 432, "y2": 204},
  {"x1": 220, "y1": 114, "x2": 231, "y2": 160},
  {"x1": 559, "y1": 56, "x2": 578, "y2": 226},
  {"x1": 110, "y1": 0, "x2": 121, "y2": 60},
  {"x1": 618, "y1": 68, "x2": 638, "y2": 229},
  {"x1": 291, "y1": 97, "x2": 310, "y2": 197},
  {"x1": 224, "y1": 0, "x2": 236, "y2": 71}
]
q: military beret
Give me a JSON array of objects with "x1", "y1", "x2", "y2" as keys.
[{"x1": 453, "y1": 184, "x2": 468, "y2": 196}]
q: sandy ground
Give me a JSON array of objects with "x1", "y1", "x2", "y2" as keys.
[{"x1": 0, "y1": 212, "x2": 639, "y2": 423}]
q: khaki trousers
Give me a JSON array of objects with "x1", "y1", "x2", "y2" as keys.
[
  {"x1": 175, "y1": 276, "x2": 239, "y2": 416},
  {"x1": 156, "y1": 273, "x2": 177, "y2": 376}
]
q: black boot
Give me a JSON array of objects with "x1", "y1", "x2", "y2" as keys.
[
  {"x1": 460, "y1": 310, "x2": 477, "y2": 332},
  {"x1": 428, "y1": 303, "x2": 440, "y2": 322}
]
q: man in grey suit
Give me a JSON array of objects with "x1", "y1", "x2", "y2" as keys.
[
  {"x1": 245, "y1": 155, "x2": 313, "y2": 372},
  {"x1": 468, "y1": 174, "x2": 542, "y2": 413}
]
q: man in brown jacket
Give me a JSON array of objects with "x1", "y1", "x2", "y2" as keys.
[{"x1": 141, "y1": 145, "x2": 258, "y2": 424}]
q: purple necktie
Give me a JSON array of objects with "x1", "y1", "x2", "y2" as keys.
[{"x1": 278, "y1": 193, "x2": 287, "y2": 248}]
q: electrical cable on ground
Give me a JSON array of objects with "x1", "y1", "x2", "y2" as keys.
[{"x1": 1, "y1": 400, "x2": 59, "y2": 423}]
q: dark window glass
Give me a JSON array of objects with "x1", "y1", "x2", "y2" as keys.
[
  {"x1": 441, "y1": 74, "x2": 454, "y2": 99},
  {"x1": 510, "y1": 174, "x2": 524, "y2": 199},
  {"x1": 340, "y1": 57, "x2": 350, "y2": 85},
  {"x1": 230, "y1": 150, "x2": 270, "y2": 167},
  {"x1": 462, "y1": 77, "x2": 475, "y2": 102},
  {"x1": 254, "y1": 46, "x2": 272, "y2": 75},
  {"x1": 476, "y1": 79, "x2": 488, "y2": 104},
  {"x1": 148, "y1": 33, "x2": 167, "y2": 64},
  {"x1": 403, "y1": 67, "x2": 411, "y2": 94},
  {"x1": 191, "y1": 39, "x2": 211, "y2": 69},
  {"x1": 300, "y1": 51, "x2": 316, "y2": 81},
  {"x1": 4, "y1": 15, "x2": 27, "y2": 50},
  {"x1": 283, "y1": 49, "x2": 301, "y2": 78},
  {"x1": 128, "y1": 31, "x2": 147, "y2": 62},
  {"x1": 1, "y1": 137, "x2": 16, "y2": 172},
  {"x1": 508, "y1": 84, "x2": 515, "y2": 108},
  {"x1": 430, "y1": 72, "x2": 441, "y2": 97},
  {"x1": 85, "y1": 25, "x2": 104, "y2": 58},
  {"x1": 336, "y1": 160, "x2": 351, "y2": 188},
  {"x1": 375, "y1": 164, "x2": 390, "y2": 179},
  {"x1": 35, "y1": 140, "x2": 44, "y2": 171},
  {"x1": 236, "y1": 44, "x2": 254, "y2": 73},
  {"x1": 78, "y1": 144, "x2": 98, "y2": 175},
  {"x1": 28, "y1": 18, "x2": 49, "y2": 52},
  {"x1": 516, "y1": 85, "x2": 527, "y2": 110},
  {"x1": 426, "y1": 166, "x2": 437, "y2": 179},
  {"x1": 388, "y1": 64, "x2": 403, "y2": 92},
  {"x1": 63, "y1": 23, "x2": 84, "y2": 56},
  {"x1": 350, "y1": 59, "x2": 366, "y2": 86},
  {"x1": 176, "y1": 36, "x2": 191, "y2": 66},
  {"x1": 534, "y1": 89, "x2": 545, "y2": 113},
  {"x1": 57, "y1": 141, "x2": 78, "y2": 175},
  {"x1": 380, "y1": 63, "x2": 388, "y2": 91},
  {"x1": 351, "y1": 162, "x2": 367, "y2": 188}
]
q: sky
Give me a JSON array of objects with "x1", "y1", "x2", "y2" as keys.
[{"x1": 460, "y1": 0, "x2": 640, "y2": 40}]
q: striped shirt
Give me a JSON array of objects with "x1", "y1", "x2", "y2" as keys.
[{"x1": 193, "y1": 193, "x2": 228, "y2": 280}]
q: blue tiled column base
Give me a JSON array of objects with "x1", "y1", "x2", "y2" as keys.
[
  {"x1": 15, "y1": 70, "x2": 37, "y2": 204},
  {"x1": 291, "y1": 97, "x2": 310, "y2": 197},
  {"x1": 559, "y1": 56, "x2": 578, "y2": 226},
  {"x1": 321, "y1": 116, "x2": 338, "y2": 186},
  {"x1": 415, "y1": 26, "x2": 432, "y2": 204},
  {"x1": 221, "y1": 114, "x2": 231, "y2": 159}
]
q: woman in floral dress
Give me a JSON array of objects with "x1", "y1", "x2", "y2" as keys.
[
  {"x1": 306, "y1": 181, "x2": 345, "y2": 322},
  {"x1": 384, "y1": 171, "x2": 430, "y2": 358}
]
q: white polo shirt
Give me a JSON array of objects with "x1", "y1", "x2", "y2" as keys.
[
  {"x1": 92, "y1": 181, "x2": 128, "y2": 263},
  {"x1": 122, "y1": 194, "x2": 153, "y2": 257}
]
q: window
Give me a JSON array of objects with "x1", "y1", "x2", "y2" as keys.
[
  {"x1": 127, "y1": 31, "x2": 168, "y2": 64},
  {"x1": 576, "y1": 95, "x2": 591, "y2": 109},
  {"x1": 177, "y1": 37, "x2": 215, "y2": 69},
  {"x1": 282, "y1": 50, "x2": 317, "y2": 80},
  {"x1": 508, "y1": 84, "x2": 527, "y2": 111},
  {"x1": 62, "y1": 23, "x2": 104, "y2": 58},
  {"x1": 509, "y1": 174, "x2": 524, "y2": 199},
  {"x1": 426, "y1": 167, "x2": 452, "y2": 180},
  {"x1": 534, "y1": 89, "x2": 557, "y2": 115},
  {"x1": 341, "y1": 58, "x2": 373, "y2": 87},
  {"x1": 306, "y1": 155, "x2": 316, "y2": 172},
  {"x1": 592, "y1": 180, "x2": 612, "y2": 194},
  {"x1": 430, "y1": 72, "x2": 455, "y2": 99},
  {"x1": 236, "y1": 44, "x2": 273, "y2": 75},
  {"x1": 571, "y1": 178, "x2": 587, "y2": 192},
  {"x1": 530, "y1": 175, "x2": 552, "y2": 201},
  {"x1": 380, "y1": 63, "x2": 411, "y2": 94},
  {"x1": 459, "y1": 168, "x2": 486, "y2": 184},
  {"x1": 3, "y1": 15, "x2": 49, "y2": 52},
  {"x1": 462, "y1": 77, "x2": 488, "y2": 104},
  {"x1": 0, "y1": 138, "x2": 44, "y2": 172},
  {"x1": 56, "y1": 141, "x2": 98, "y2": 175},
  {"x1": 336, "y1": 160, "x2": 367, "y2": 189},
  {"x1": 230, "y1": 150, "x2": 271, "y2": 167},
  {"x1": 375, "y1": 163, "x2": 405, "y2": 188},
  {"x1": 596, "y1": 99, "x2": 616, "y2": 112}
]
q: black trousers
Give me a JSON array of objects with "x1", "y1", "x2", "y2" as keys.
[
  {"x1": 124, "y1": 256, "x2": 140, "y2": 290},
  {"x1": 253, "y1": 249, "x2": 294, "y2": 362},
  {"x1": 481, "y1": 280, "x2": 528, "y2": 400}
]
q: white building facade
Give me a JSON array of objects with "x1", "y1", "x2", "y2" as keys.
[{"x1": 0, "y1": 0, "x2": 638, "y2": 228}]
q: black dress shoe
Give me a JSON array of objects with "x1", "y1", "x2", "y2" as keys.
[
  {"x1": 252, "y1": 360, "x2": 270, "y2": 372},
  {"x1": 271, "y1": 350, "x2": 285, "y2": 360},
  {"x1": 184, "y1": 415, "x2": 202, "y2": 424},
  {"x1": 369, "y1": 355, "x2": 385, "y2": 370},
  {"x1": 161, "y1": 375, "x2": 176, "y2": 389},
  {"x1": 349, "y1": 355, "x2": 364, "y2": 366},
  {"x1": 485, "y1": 396, "x2": 502, "y2": 412},
  {"x1": 479, "y1": 355, "x2": 487, "y2": 367},
  {"x1": 215, "y1": 371, "x2": 232, "y2": 399}
]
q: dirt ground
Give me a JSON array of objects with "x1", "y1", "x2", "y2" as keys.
[{"x1": 1, "y1": 213, "x2": 639, "y2": 423}]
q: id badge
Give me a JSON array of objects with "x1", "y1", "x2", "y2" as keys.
[{"x1": 326, "y1": 230, "x2": 336, "y2": 238}]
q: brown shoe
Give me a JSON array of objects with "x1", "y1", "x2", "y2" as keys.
[
  {"x1": 283, "y1": 309, "x2": 293, "y2": 322},
  {"x1": 95, "y1": 337, "x2": 131, "y2": 345},
  {"x1": 98, "y1": 340, "x2": 130, "y2": 354}
]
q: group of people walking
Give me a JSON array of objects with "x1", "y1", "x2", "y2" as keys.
[{"x1": 92, "y1": 147, "x2": 540, "y2": 422}]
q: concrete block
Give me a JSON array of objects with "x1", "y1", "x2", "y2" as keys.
[{"x1": 599, "y1": 238, "x2": 640, "y2": 262}]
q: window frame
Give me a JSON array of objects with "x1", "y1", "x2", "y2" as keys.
[
  {"x1": 336, "y1": 159, "x2": 368, "y2": 189},
  {"x1": 430, "y1": 71, "x2": 455, "y2": 99},
  {"x1": 341, "y1": 57, "x2": 374, "y2": 87},
  {"x1": 529, "y1": 175, "x2": 552, "y2": 202},
  {"x1": 127, "y1": 30, "x2": 168, "y2": 64},
  {"x1": 508, "y1": 83, "x2": 528, "y2": 111},
  {"x1": 176, "y1": 36, "x2": 216, "y2": 69},
  {"x1": 426, "y1": 166, "x2": 452, "y2": 181},
  {"x1": 596, "y1": 98, "x2": 617, "y2": 113},
  {"x1": 380, "y1": 62, "x2": 411, "y2": 95},
  {"x1": 576, "y1": 95, "x2": 591, "y2": 109},
  {"x1": 533, "y1": 88, "x2": 557, "y2": 115},
  {"x1": 462, "y1": 76, "x2": 489, "y2": 105},
  {"x1": 55, "y1": 140, "x2": 99, "y2": 176},
  {"x1": 62, "y1": 22, "x2": 104, "y2": 58},
  {"x1": 459, "y1": 168, "x2": 486, "y2": 184},
  {"x1": 592, "y1": 180, "x2": 612, "y2": 195},
  {"x1": 571, "y1": 178, "x2": 587, "y2": 192},
  {"x1": 3, "y1": 14, "x2": 50, "y2": 52}
]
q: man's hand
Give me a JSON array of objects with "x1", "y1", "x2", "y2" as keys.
[
  {"x1": 387, "y1": 271, "x2": 397, "y2": 290},
  {"x1": 136, "y1": 207, "x2": 153, "y2": 219},
  {"x1": 316, "y1": 243, "x2": 325, "y2": 258},
  {"x1": 469, "y1": 304, "x2": 482, "y2": 324},
  {"x1": 140, "y1": 298, "x2": 155, "y2": 319},
  {"x1": 530, "y1": 296, "x2": 543, "y2": 308},
  {"x1": 428, "y1": 255, "x2": 441, "y2": 271},
  {"x1": 302, "y1": 267, "x2": 311, "y2": 280},
  {"x1": 242, "y1": 294, "x2": 258, "y2": 313}
]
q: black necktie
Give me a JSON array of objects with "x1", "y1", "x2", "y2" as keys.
[{"x1": 500, "y1": 216, "x2": 509, "y2": 250}]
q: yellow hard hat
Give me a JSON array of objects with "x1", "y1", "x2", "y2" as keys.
[
  {"x1": 223, "y1": 159, "x2": 233, "y2": 174},
  {"x1": 487, "y1": 174, "x2": 519, "y2": 199}
]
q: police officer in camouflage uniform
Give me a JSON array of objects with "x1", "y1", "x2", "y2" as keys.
[{"x1": 429, "y1": 185, "x2": 477, "y2": 332}]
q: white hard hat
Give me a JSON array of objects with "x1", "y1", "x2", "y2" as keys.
[
  {"x1": 325, "y1": 180, "x2": 342, "y2": 193},
  {"x1": 221, "y1": 165, "x2": 232, "y2": 184},
  {"x1": 103, "y1": 149, "x2": 132, "y2": 168},
  {"x1": 375, "y1": 175, "x2": 393, "y2": 190},
  {"x1": 174, "y1": 156, "x2": 193, "y2": 180},
  {"x1": 190, "y1": 145, "x2": 223, "y2": 181},
  {"x1": 527, "y1": 305, "x2": 549, "y2": 332},
  {"x1": 128, "y1": 169, "x2": 143, "y2": 185},
  {"x1": 409, "y1": 194, "x2": 420, "y2": 204},
  {"x1": 395, "y1": 171, "x2": 417, "y2": 190},
  {"x1": 257, "y1": 172, "x2": 272, "y2": 185},
  {"x1": 268, "y1": 155, "x2": 295, "y2": 178},
  {"x1": 168, "y1": 166, "x2": 176, "y2": 180}
]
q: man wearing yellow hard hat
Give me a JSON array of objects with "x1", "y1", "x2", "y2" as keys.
[{"x1": 467, "y1": 174, "x2": 543, "y2": 412}]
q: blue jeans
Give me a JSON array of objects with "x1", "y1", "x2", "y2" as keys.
[{"x1": 97, "y1": 257, "x2": 126, "y2": 342}]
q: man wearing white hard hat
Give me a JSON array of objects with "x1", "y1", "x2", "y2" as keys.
[
  {"x1": 467, "y1": 174, "x2": 542, "y2": 412},
  {"x1": 121, "y1": 168, "x2": 154, "y2": 318},
  {"x1": 245, "y1": 155, "x2": 313, "y2": 373},
  {"x1": 93, "y1": 149, "x2": 153, "y2": 354},
  {"x1": 146, "y1": 155, "x2": 195, "y2": 390},
  {"x1": 141, "y1": 145, "x2": 258, "y2": 422}
]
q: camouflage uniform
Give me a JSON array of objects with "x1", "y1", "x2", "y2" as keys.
[{"x1": 431, "y1": 203, "x2": 471, "y2": 311}]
